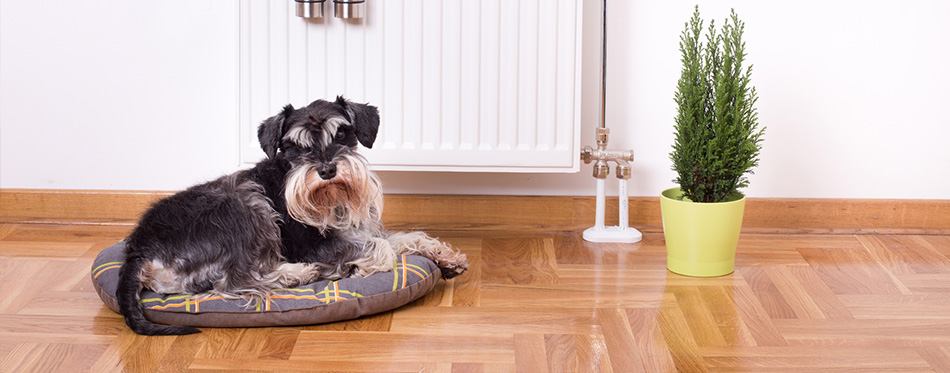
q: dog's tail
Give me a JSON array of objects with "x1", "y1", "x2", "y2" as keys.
[{"x1": 117, "y1": 256, "x2": 200, "y2": 336}]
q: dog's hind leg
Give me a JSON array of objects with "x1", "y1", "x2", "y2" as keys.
[
  {"x1": 385, "y1": 232, "x2": 468, "y2": 279},
  {"x1": 117, "y1": 256, "x2": 201, "y2": 335}
]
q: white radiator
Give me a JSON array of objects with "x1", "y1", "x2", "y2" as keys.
[{"x1": 239, "y1": 0, "x2": 583, "y2": 172}]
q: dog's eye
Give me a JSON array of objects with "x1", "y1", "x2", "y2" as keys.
[{"x1": 335, "y1": 129, "x2": 346, "y2": 140}]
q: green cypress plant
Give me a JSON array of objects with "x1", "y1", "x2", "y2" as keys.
[{"x1": 671, "y1": 6, "x2": 765, "y2": 203}]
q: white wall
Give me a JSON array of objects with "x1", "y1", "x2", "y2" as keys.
[
  {"x1": 2, "y1": 1, "x2": 949, "y2": 199},
  {"x1": 0, "y1": 1, "x2": 240, "y2": 190}
]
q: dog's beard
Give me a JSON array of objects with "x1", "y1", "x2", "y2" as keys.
[{"x1": 284, "y1": 153, "x2": 383, "y2": 233}]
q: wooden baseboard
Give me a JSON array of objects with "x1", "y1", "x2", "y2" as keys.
[
  {"x1": 0, "y1": 189, "x2": 173, "y2": 225},
  {"x1": 2, "y1": 189, "x2": 948, "y2": 234}
]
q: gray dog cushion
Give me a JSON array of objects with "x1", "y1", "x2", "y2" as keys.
[{"x1": 92, "y1": 241, "x2": 440, "y2": 328}]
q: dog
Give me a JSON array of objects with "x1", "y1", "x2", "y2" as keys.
[{"x1": 117, "y1": 97, "x2": 468, "y2": 335}]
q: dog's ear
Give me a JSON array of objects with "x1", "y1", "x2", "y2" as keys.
[
  {"x1": 257, "y1": 104, "x2": 295, "y2": 159},
  {"x1": 336, "y1": 96, "x2": 380, "y2": 149}
]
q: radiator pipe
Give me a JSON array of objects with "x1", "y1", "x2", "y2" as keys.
[{"x1": 579, "y1": 0, "x2": 641, "y2": 243}]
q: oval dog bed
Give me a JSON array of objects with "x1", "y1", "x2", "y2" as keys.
[{"x1": 92, "y1": 241, "x2": 440, "y2": 328}]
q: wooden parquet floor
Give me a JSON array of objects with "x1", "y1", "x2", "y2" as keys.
[{"x1": 2, "y1": 223, "x2": 950, "y2": 372}]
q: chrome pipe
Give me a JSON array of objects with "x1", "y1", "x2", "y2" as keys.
[{"x1": 599, "y1": 0, "x2": 607, "y2": 129}]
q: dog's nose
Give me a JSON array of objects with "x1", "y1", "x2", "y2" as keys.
[{"x1": 317, "y1": 163, "x2": 337, "y2": 180}]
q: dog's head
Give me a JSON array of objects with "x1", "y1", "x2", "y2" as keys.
[
  {"x1": 257, "y1": 96, "x2": 379, "y2": 164},
  {"x1": 257, "y1": 96, "x2": 382, "y2": 233}
]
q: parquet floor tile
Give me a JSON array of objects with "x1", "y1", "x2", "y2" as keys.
[{"x1": 1, "y1": 223, "x2": 950, "y2": 371}]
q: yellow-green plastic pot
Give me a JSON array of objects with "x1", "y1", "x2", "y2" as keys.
[{"x1": 660, "y1": 187, "x2": 746, "y2": 277}]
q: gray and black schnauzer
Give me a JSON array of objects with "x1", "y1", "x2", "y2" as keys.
[{"x1": 117, "y1": 97, "x2": 468, "y2": 335}]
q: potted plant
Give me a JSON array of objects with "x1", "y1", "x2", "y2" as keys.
[{"x1": 661, "y1": 6, "x2": 765, "y2": 277}]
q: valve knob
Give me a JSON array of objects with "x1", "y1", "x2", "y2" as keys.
[{"x1": 580, "y1": 146, "x2": 594, "y2": 164}]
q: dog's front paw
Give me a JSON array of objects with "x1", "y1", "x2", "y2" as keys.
[{"x1": 436, "y1": 255, "x2": 469, "y2": 280}]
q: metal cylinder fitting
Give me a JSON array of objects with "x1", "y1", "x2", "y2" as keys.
[
  {"x1": 296, "y1": 0, "x2": 325, "y2": 18},
  {"x1": 615, "y1": 160, "x2": 631, "y2": 180},
  {"x1": 334, "y1": 0, "x2": 365, "y2": 19},
  {"x1": 596, "y1": 128, "x2": 609, "y2": 149},
  {"x1": 593, "y1": 160, "x2": 610, "y2": 179},
  {"x1": 615, "y1": 149, "x2": 634, "y2": 163}
]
